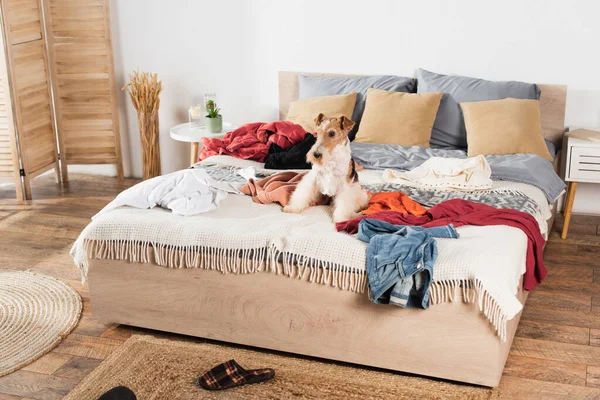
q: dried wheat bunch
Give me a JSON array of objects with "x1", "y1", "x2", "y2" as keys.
[
  {"x1": 123, "y1": 70, "x2": 162, "y2": 113},
  {"x1": 123, "y1": 70, "x2": 163, "y2": 179}
]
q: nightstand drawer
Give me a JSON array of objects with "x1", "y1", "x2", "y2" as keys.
[{"x1": 569, "y1": 146, "x2": 600, "y2": 181}]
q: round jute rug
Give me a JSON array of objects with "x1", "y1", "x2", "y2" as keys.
[
  {"x1": 66, "y1": 335, "x2": 499, "y2": 400},
  {"x1": 0, "y1": 270, "x2": 82, "y2": 377}
]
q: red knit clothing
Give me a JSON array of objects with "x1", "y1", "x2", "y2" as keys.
[
  {"x1": 199, "y1": 121, "x2": 307, "y2": 162},
  {"x1": 336, "y1": 198, "x2": 547, "y2": 291}
]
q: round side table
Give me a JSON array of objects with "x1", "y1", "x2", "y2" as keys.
[{"x1": 170, "y1": 122, "x2": 237, "y2": 165}]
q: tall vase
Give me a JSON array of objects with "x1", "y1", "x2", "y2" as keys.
[{"x1": 137, "y1": 111, "x2": 161, "y2": 180}]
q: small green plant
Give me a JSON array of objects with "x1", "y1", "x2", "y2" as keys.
[{"x1": 205, "y1": 100, "x2": 221, "y2": 118}]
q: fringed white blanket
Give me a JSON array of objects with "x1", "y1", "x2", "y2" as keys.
[{"x1": 71, "y1": 155, "x2": 551, "y2": 341}]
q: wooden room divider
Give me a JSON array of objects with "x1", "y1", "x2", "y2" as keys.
[{"x1": 0, "y1": 0, "x2": 122, "y2": 200}]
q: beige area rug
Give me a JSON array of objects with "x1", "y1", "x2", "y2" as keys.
[
  {"x1": 66, "y1": 335, "x2": 498, "y2": 400},
  {"x1": 0, "y1": 270, "x2": 82, "y2": 377}
]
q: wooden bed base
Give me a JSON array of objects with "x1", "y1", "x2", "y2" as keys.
[{"x1": 89, "y1": 257, "x2": 527, "y2": 387}]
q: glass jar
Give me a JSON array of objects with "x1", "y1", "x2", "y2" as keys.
[
  {"x1": 189, "y1": 104, "x2": 204, "y2": 127},
  {"x1": 204, "y1": 92, "x2": 217, "y2": 114}
]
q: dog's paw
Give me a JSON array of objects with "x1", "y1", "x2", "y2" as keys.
[
  {"x1": 332, "y1": 212, "x2": 359, "y2": 223},
  {"x1": 282, "y1": 205, "x2": 300, "y2": 214}
]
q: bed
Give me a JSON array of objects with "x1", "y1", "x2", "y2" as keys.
[{"x1": 79, "y1": 72, "x2": 567, "y2": 387}]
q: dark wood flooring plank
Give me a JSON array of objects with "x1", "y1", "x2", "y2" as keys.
[
  {"x1": 590, "y1": 329, "x2": 600, "y2": 347},
  {"x1": 54, "y1": 334, "x2": 122, "y2": 360},
  {"x1": 511, "y1": 337, "x2": 600, "y2": 366},
  {"x1": 0, "y1": 231, "x2": 72, "y2": 262},
  {"x1": 499, "y1": 375, "x2": 600, "y2": 399},
  {"x1": 71, "y1": 315, "x2": 114, "y2": 337},
  {"x1": 521, "y1": 305, "x2": 600, "y2": 330},
  {"x1": 99, "y1": 324, "x2": 144, "y2": 341},
  {"x1": 0, "y1": 212, "x2": 89, "y2": 240},
  {"x1": 535, "y1": 277, "x2": 600, "y2": 297},
  {"x1": 0, "y1": 371, "x2": 77, "y2": 400},
  {"x1": 544, "y1": 242, "x2": 580, "y2": 256},
  {"x1": 543, "y1": 264, "x2": 594, "y2": 282},
  {"x1": 515, "y1": 320, "x2": 589, "y2": 345},
  {"x1": 553, "y1": 219, "x2": 597, "y2": 235},
  {"x1": 545, "y1": 253, "x2": 600, "y2": 268},
  {"x1": 549, "y1": 231, "x2": 600, "y2": 248},
  {"x1": 52, "y1": 357, "x2": 102, "y2": 381},
  {"x1": 21, "y1": 353, "x2": 72, "y2": 375},
  {"x1": 593, "y1": 297, "x2": 600, "y2": 313},
  {"x1": 587, "y1": 366, "x2": 600, "y2": 389},
  {"x1": 580, "y1": 244, "x2": 600, "y2": 254},
  {"x1": 526, "y1": 290, "x2": 591, "y2": 312},
  {"x1": 562, "y1": 214, "x2": 600, "y2": 226},
  {"x1": 503, "y1": 354, "x2": 586, "y2": 386}
]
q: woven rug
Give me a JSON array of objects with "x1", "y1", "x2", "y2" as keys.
[
  {"x1": 66, "y1": 335, "x2": 498, "y2": 400},
  {"x1": 0, "y1": 270, "x2": 82, "y2": 377}
]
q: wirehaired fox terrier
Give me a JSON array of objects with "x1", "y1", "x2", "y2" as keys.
[{"x1": 283, "y1": 113, "x2": 369, "y2": 222}]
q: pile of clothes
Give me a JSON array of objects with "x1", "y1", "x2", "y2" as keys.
[{"x1": 199, "y1": 121, "x2": 316, "y2": 169}]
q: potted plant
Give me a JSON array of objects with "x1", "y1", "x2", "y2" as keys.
[{"x1": 204, "y1": 100, "x2": 222, "y2": 133}]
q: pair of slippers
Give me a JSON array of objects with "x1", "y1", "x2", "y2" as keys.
[
  {"x1": 197, "y1": 359, "x2": 275, "y2": 391},
  {"x1": 97, "y1": 360, "x2": 274, "y2": 398}
]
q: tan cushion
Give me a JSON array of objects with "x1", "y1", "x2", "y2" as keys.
[
  {"x1": 461, "y1": 98, "x2": 552, "y2": 161},
  {"x1": 354, "y1": 89, "x2": 443, "y2": 147},
  {"x1": 286, "y1": 93, "x2": 357, "y2": 132}
]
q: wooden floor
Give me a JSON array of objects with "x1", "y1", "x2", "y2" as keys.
[{"x1": 1, "y1": 174, "x2": 600, "y2": 399}]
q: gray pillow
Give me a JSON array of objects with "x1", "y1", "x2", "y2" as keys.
[
  {"x1": 545, "y1": 139, "x2": 556, "y2": 160},
  {"x1": 298, "y1": 75, "x2": 415, "y2": 140},
  {"x1": 416, "y1": 69, "x2": 541, "y2": 150}
]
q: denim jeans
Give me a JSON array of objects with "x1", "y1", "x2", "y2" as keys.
[{"x1": 357, "y1": 219, "x2": 459, "y2": 309}]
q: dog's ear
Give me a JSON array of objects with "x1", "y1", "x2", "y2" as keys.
[
  {"x1": 314, "y1": 113, "x2": 326, "y2": 127},
  {"x1": 339, "y1": 116, "x2": 355, "y2": 132}
]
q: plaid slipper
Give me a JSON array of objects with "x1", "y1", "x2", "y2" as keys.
[{"x1": 197, "y1": 359, "x2": 275, "y2": 391}]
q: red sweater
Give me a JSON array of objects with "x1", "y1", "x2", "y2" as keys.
[
  {"x1": 199, "y1": 121, "x2": 306, "y2": 162},
  {"x1": 337, "y1": 199, "x2": 547, "y2": 291}
]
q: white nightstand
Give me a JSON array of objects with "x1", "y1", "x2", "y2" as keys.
[
  {"x1": 170, "y1": 122, "x2": 237, "y2": 166},
  {"x1": 561, "y1": 130, "x2": 600, "y2": 239}
]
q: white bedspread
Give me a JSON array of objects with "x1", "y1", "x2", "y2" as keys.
[{"x1": 71, "y1": 155, "x2": 551, "y2": 341}]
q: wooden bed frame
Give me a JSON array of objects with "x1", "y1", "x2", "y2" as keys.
[{"x1": 88, "y1": 72, "x2": 567, "y2": 387}]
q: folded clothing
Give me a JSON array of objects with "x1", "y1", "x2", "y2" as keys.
[
  {"x1": 383, "y1": 155, "x2": 493, "y2": 190},
  {"x1": 200, "y1": 121, "x2": 307, "y2": 162},
  {"x1": 358, "y1": 220, "x2": 458, "y2": 308},
  {"x1": 264, "y1": 133, "x2": 316, "y2": 170},
  {"x1": 361, "y1": 191, "x2": 428, "y2": 216},
  {"x1": 240, "y1": 171, "x2": 330, "y2": 207},
  {"x1": 337, "y1": 198, "x2": 547, "y2": 291}
]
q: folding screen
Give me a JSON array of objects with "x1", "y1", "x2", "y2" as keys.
[
  {"x1": 0, "y1": 0, "x2": 60, "y2": 200},
  {"x1": 43, "y1": 0, "x2": 123, "y2": 182},
  {"x1": 0, "y1": 0, "x2": 122, "y2": 199}
]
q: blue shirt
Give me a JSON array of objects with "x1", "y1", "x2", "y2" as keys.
[{"x1": 357, "y1": 219, "x2": 459, "y2": 308}]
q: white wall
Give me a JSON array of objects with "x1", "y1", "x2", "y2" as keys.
[{"x1": 107, "y1": 0, "x2": 600, "y2": 213}]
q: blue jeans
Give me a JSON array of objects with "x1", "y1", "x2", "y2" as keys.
[{"x1": 357, "y1": 219, "x2": 459, "y2": 309}]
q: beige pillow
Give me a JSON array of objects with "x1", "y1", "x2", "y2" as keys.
[
  {"x1": 286, "y1": 93, "x2": 357, "y2": 132},
  {"x1": 461, "y1": 98, "x2": 552, "y2": 161},
  {"x1": 354, "y1": 89, "x2": 443, "y2": 147}
]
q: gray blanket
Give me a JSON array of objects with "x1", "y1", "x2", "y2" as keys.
[
  {"x1": 351, "y1": 143, "x2": 565, "y2": 203},
  {"x1": 363, "y1": 183, "x2": 541, "y2": 220}
]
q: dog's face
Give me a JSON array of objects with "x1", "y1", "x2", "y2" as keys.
[{"x1": 307, "y1": 113, "x2": 355, "y2": 166}]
